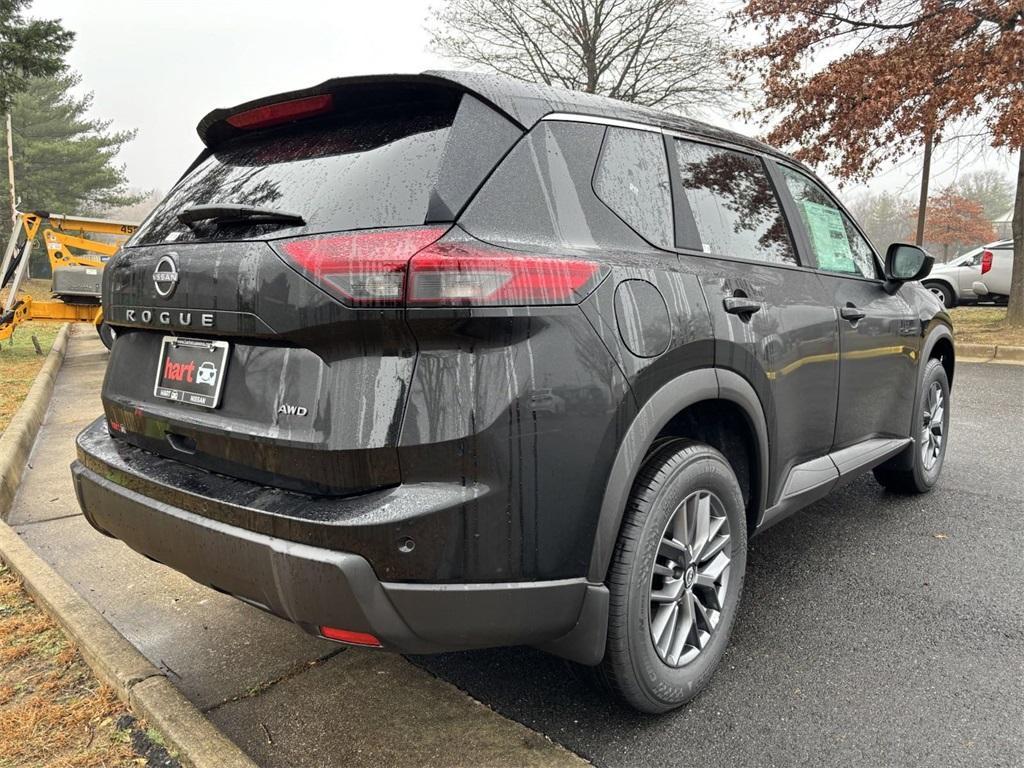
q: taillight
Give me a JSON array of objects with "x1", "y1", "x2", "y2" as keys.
[
  {"x1": 981, "y1": 249, "x2": 993, "y2": 274},
  {"x1": 275, "y1": 229, "x2": 604, "y2": 307},
  {"x1": 408, "y1": 241, "x2": 601, "y2": 306},
  {"x1": 226, "y1": 94, "x2": 334, "y2": 130},
  {"x1": 276, "y1": 227, "x2": 447, "y2": 306}
]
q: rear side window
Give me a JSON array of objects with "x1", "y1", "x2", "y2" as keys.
[
  {"x1": 594, "y1": 128, "x2": 674, "y2": 250},
  {"x1": 672, "y1": 140, "x2": 796, "y2": 265},
  {"x1": 133, "y1": 100, "x2": 467, "y2": 245},
  {"x1": 459, "y1": 121, "x2": 646, "y2": 252},
  {"x1": 779, "y1": 166, "x2": 880, "y2": 278}
]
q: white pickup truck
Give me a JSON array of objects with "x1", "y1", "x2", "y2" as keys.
[{"x1": 923, "y1": 239, "x2": 1015, "y2": 308}]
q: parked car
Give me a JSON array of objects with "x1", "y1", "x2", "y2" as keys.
[
  {"x1": 71, "y1": 71, "x2": 954, "y2": 713},
  {"x1": 969, "y1": 241, "x2": 1016, "y2": 304},
  {"x1": 924, "y1": 239, "x2": 1014, "y2": 307}
]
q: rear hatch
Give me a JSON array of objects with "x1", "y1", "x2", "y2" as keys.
[{"x1": 102, "y1": 79, "x2": 522, "y2": 495}]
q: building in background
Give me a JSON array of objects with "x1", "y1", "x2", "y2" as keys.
[{"x1": 992, "y1": 208, "x2": 1013, "y2": 240}]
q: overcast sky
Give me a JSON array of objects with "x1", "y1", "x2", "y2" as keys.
[{"x1": 32, "y1": 0, "x2": 1017, "y2": 204}]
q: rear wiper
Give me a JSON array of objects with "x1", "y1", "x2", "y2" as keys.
[{"x1": 177, "y1": 203, "x2": 305, "y2": 229}]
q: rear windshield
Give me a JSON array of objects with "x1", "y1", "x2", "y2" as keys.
[{"x1": 131, "y1": 102, "x2": 457, "y2": 245}]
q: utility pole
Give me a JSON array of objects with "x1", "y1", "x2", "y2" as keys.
[{"x1": 6, "y1": 112, "x2": 15, "y2": 224}]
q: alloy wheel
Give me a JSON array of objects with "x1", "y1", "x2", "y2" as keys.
[
  {"x1": 648, "y1": 490, "x2": 732, "y2": 667},
  {"x1": 921, "y1": 381, "x2": 945, "y2": 471}
]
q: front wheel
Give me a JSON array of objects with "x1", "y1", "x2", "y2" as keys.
[
  {"x1": 600, "y1": 440, "x2": 747, "y2": 713},
  {"x1": 874, "y1": 358, "x2": 950, "y2": 493}
]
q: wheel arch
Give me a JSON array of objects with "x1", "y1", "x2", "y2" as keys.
[
  {"x1": 586, "y1": 368, "x2": 769, "y2": 583},
  {"x1": 922, "y1": 323, "x2": 955, "y2": 390}
]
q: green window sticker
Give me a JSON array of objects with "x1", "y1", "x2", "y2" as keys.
[{"x1": 801, "y1": 200, "x2": 856, "y2": 273}]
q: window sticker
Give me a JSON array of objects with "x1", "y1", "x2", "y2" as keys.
[{"x1": 801, "y1": 200, "x2": 856, "y2": 273}]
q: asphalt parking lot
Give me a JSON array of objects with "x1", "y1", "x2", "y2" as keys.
[
  {"x1": 7, "y1": 328, "x2": 1023, "y2": 767},
  {"x1": 416, "y1": 360, "x2": 1024, "y2": 767}
]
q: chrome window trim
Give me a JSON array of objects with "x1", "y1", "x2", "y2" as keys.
[
  {"x1": 540, "y1": 113, "x2": 780, "y2": 162},
  {"x1": 540, "y1": 112, "x2": 662, "y2": 134}
]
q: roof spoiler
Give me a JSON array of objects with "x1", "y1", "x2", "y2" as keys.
[{"x1": 195, "y1": 73, "x2": 523, "y2": 148}]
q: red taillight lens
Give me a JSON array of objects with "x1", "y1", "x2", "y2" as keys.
[
  {"x1": 276, "y1": 230, "x2": 603, "y2": 307},
  {"x1": 981, "y1": 249, "x2": 993, "y2": 274},
  {"x1": 319, "y1": 626, "x2": 382, "y2": 647},
  {"x1": 408, "y1": 242, "x2": 601, "y2": 306},
  {"x1": 277, "y1": 227, "x2": 447, "y2": 305},
  {"x1": 226, "y1": 94, "x2": 334, "y2": 130}
]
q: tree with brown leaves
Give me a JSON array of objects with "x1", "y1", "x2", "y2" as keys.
[
  {"x1": 917, "y1": 190, "x2": 997, "y2": 261},
  {"x1": 733, "y1": 1, "x2": 1024, "y2": 326}
]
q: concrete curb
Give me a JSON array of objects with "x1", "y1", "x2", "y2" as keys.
[
  {"x1": 0, "y1": 327, "x2": 258, "y2": 768},
  {"x1": 995, "y1": 345, "x2": 1024, "y2": 362},
  {"x1": 0, "y1": 323, "x2": 70, "y2": 517},
  {"x1": 957, "y1": 342, "x2": 996, "y2": 359},
  {"x1": 957, "y1": 342, "x2": 1024, "y2": 364}
]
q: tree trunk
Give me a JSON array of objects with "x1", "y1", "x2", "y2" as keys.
[
  {"x1": 1007, "y1": 149, "x2": 1024, "y2": 329},
  {"x1": 915, "y1": 132, "x2": 933, "y2": 246}
]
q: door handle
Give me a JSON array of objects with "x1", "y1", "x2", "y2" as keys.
[
  {"x1": 840, "y1": 305, "x2": 867, "y2": 322},
  {"x1": 723, "y1": 297, "x2": 762, "y2": 316}
]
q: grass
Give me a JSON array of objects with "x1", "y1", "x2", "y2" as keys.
[
  {"x1": 0, "y1": 320, "x2": 64, "y2": 435},
  {"x1": 949, "y1": 306, "x2": 1024, "y2": 348},
  {"x1": 0, "y1": 565, "x2": 178, "y2": 767}
]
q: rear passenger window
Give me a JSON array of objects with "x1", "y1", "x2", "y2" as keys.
[
  {"x1": 594, "y1": 128, "x2": 674, "y2": 250},
  {"x1": 779, "y1": 166, "x2": 880, "y2": 279},
  {"x1": 672, "y1": 140, "x2": 796, "y2": 265},
  {"x1": 460, "y1": 121, "x2": 647, "y2": 252}
]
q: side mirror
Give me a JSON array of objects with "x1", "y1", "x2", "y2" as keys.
[{"x1": 885, "y1": 243, "x2": 933, "y2": 289}]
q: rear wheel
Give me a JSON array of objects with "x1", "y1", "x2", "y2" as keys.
[
  {"x1": 924, "y1": 281, "x2": 954, "y2": 308},
  {"x1": 874, "y1": 358, "x2": 950, "y2": 493},
  {"x1": 600, "y1": 440, "x2": 746, "y2": 713}
]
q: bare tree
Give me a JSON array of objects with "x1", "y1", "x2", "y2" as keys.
[{"x1": 429, "y1": 0, "x2": 735, "y2": 113}]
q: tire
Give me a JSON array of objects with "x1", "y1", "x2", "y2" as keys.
[
  {"x1": 873, "y1": 358, "x2": 950, "y2": 493},
  {"x1": 924, "y1": 281, "x2": 955, "y2": 308},
  {"x1": 97, "y1": 321, "x2": 116, "y2": 350},
  {"x1": 599, "y1": 439, "x2": 747, "y2": 713}
]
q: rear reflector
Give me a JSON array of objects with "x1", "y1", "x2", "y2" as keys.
[
  {"x1": 226, "y1": 94, "x2": 334, "y2": 131},
  {"x1": 981, "y1": 249, "x2": 993, "y2": 274},
  {"x1": 275, "y1": 229, "x2": 603, "y2": 307},
  {"x1": 319, "y1": 626, "x2": 382, "y2": 647}
]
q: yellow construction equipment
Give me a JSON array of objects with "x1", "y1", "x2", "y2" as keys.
[{"x1": 0, "y1": 210, "x2": 138, "y2": 347}]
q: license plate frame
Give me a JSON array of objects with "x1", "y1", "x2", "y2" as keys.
[{"x1": 153, "y1": 336, "x2": 230, "y2": 409}]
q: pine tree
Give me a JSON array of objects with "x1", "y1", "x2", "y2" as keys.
[
  {"x1": 11, "y1": 73, "x2": 141, "y2": 216},
  {"x1": 7, "y1": 73, "x2": 142, "y2": 276},
  {"x1": 0, "y1": 0, "x2": 73, "y2": 112}
]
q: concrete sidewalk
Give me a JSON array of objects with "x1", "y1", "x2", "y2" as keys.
[{"x1": 6, "y1": 326, "x2": 585, "y2": 768}]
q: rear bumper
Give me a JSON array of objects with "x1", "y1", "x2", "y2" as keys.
[{"x1": 71, "y1": 419, "x2": 608, "y2": 661}]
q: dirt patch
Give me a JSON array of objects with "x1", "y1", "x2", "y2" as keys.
[
  {"x1": 0, "y1": 278, "x2": 54, "y2": 305},
  {"x1": 0, "y1": 565, "x2": 179, "y2": 767},
  {"x1": 950, "y1": 307, "x2": 1024, "y2": 347},
  {"x1": 0, "y1": 321, "x2": 63, "y2": 434}
]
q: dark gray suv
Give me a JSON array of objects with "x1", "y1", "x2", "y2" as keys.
[{"x1": 71, "y1": 71, "x2": 954, "y2": 713}]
